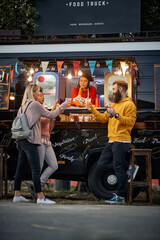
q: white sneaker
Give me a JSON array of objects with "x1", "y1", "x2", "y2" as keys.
[
  {"x1": 37, "y1": 197, "x2": 56, "y2": 204},
  {"x1": 13, "y1": 196, "x2": 30, "y2": 203}
]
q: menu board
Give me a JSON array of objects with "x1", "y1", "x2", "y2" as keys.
[{"x1": 0, "y1": 66, "x2": 11, "y2": 110}]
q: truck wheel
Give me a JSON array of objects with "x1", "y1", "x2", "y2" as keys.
[{"x1": 88, "y1": 162, "x2": 141, "y2": 200}]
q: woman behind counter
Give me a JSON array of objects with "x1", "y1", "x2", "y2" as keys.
[{"x1": 71, "y1": 71, "x2": 96, "y2": 107}]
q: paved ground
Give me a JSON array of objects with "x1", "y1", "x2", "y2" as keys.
[{"x1": 0, "y1": 201, "x2": 160, "y2": 240}]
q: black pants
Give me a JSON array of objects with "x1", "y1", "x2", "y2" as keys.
[
  {"x1": 97, "y1": 142, "x2": 130, "y2": 197},
  {"x1": 14, "y1": 139, "x2": 42, "y2": 193}
]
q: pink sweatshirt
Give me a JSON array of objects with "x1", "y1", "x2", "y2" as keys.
[{"x1": 40, "y1": 117, "x2": 55, "y2": 140}]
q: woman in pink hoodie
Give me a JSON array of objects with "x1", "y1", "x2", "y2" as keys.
[{"x1": 37, "y1": 92, "x2": 58, "y2": 186}]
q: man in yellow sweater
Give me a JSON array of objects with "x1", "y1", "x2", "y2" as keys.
[{"x1": 87, "y1": 80, "x2": 137, "y2": 204}]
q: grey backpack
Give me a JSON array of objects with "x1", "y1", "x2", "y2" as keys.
[{"x1": 11, "y1": 101, "x2": 32, "y2": 140}]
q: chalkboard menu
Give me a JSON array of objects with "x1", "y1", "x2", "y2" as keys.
[
  {"x1": 154, "y1": 64, "x2": 160, "y2": 110},
  {"x1": 0, "y1": 66, "x2": 11, "y2": 110}
]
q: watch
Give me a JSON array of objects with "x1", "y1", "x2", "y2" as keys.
[{"x1": 115, "y1": 113, "x2": 119, "y2": 118}]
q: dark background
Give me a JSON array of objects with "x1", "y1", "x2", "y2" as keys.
[{"x1": 35, "y1": 0, "x2": 141, "y2": 35}]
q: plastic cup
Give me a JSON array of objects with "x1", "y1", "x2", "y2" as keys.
[
  {"x1": 65, "y1": 98, "x2": 71, "y2": 108},
  {"x1": 85, "y1": 98, "x2": 91, "y2": 109}
]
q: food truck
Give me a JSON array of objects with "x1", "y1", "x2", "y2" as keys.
[{"x1": 0, "y1": 39, "x2": 160, "y2": 200}]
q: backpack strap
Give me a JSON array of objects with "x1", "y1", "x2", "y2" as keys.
[
  {"x1": 20, "y1": 101, "x2": 33, "y2": 114},
  {"x1": 24, "y1": 101, "x2": 33, "y2": 114}
]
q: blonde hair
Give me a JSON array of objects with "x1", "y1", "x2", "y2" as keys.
[{"x1": 21, "y1": 83, "x2": 40, "y2": 106}]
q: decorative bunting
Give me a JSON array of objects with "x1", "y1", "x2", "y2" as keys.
[
  {"x1": 105, "y1": 60, "x2": 113, "y2": 72},
  {"x1": 41, "y1": 61, "x2": 49, "y2": 75},
  {"x1": 88, "y1": 61, "x2": 96, "y2": 75},
  {"x1": 6, "y1": 73, "x2": 9, "y2": 84},
  {"x1": 73, "y1": 61, "x2": 81, "y2": 76},
  {"x1": 120, "y1": 61, "x2": 129, "y2": 76},
  {"x1": 15, "y1": 62, "x2": 19, "y2": 75},
  {"x1": 10, "y1": 68, "x2": 13, "y2": 83},
  {"x1": 57, "y1": 61, "x2": 64, "y2": 74}
]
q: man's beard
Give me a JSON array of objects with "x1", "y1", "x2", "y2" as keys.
[{"x1": 113, "y1": 89, "x2": 122, "y2": 103}]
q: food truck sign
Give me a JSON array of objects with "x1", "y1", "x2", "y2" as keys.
[{"x1": 35, "y1": 0, "x2": 140, "y2": 35}]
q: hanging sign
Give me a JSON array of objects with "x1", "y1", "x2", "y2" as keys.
[{"x1": 35, "y1": 0, "x2": 140, "y2": 35}]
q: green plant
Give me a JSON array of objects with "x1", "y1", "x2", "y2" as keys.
[{"x1": 0, "y1": 0, "x2": 38, "y2": 35}]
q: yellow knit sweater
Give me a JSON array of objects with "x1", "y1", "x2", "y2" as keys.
[{"x1": 91, "y1": 97, "x2": 137, "y2": 142}]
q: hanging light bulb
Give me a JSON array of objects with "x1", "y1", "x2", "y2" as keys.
[
  {"x1": 117, "y1": 69, "x2": 122, "y2": 75},
  {"x1": 28, "y1": 75, "x2": 32, "y2": 82},
  {"x1": 30, "y1": 67, "x2": 34, "y2": 74},
  {"x1": 20, "y1": 66, "x2": 26, "y2": 72},
  {"x1": 64, "y1": 64, "x2": 68, "y2": 69},
  {"x1": 114, "y1": 67, "x2": 122, "y2": 76},
  {"x1": 78, "y1": 69, "x2": 83, "y2": 76},
  {"x1": 96, "y1": 62, "x2": 100, "y2": 68},
  {"x1": 84, "y1": 61, "x2": 88, "y2": 67},
  {"x1": 10, "y1": 92, "x2": 15, "y2": 101},
  {"x1": 67, "y1": 71, "x2": 72, "y2": 79}
]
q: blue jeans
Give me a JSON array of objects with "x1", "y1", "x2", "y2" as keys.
[
  {"x1": 97, "y1": 142, "x2": 130, "y2": 197},
  {"x1": 37, "y1": 142, "x2": 58, "y2": 184},
  {"x1": 14, "y1": 139, "x2": 42, "y2": 193}
]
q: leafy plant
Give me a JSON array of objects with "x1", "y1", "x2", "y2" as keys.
[
  {"x1": 141, "y1": 0, "x2": 160, "y2": 31},
  {"x1": 0, "y1": 0, "x2": 38, "y2": 35}
]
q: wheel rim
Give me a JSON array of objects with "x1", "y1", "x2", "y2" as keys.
[{"x1": 102, "y1": 171, "x2": 117, "y2": 191}]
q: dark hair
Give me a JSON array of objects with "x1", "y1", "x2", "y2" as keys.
[
  {"x1": 77, "y1": 71, "x2": 94, "y2": 89},
  {"x1": 113, "y1": 80, "x2": 128, "y2": 91}
]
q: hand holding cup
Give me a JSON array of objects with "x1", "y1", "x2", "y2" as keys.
[{"x1": 65, "y1": 98, "x2": 71, "y2": 107}]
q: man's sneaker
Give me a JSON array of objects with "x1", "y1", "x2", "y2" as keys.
[
  {"x1": 105, "y1": 193, "x2": 125, "y2": 204},
  {"x1": 37, "y1": 197, "x2": 56, "y2": 204},
  {"x1": 27, "y1": 183, "x2": 37, "y2": 200},
  {"x1": 127, "y1": 164, "x2": 139, "y2": 183},
  {"x1": 13, "y1": 196, "x2": 30, "y2": 203}
]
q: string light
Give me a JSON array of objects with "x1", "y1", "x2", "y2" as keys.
[
  {"x1": 67, "y1": 71, "x2": 72, "y2": 79},
  {"x1": 20, "y1": 66, "x2": 26, "y2": 72},
  {"x1": 78, "y1": 69, "x2": 83, "y2": 76},
  {"x1": 10, "y1": 92, "x2": 15, "y2": 101},
  {"x1": 84, "y1": 61, "x2": 88, "y2": 67},
  {"x1": 30, "y1": 67, "x2": 34, "y2": 74},
  {"x1": 114, "y1": 67, "x2": 122, "y2": 76},
  {"x1": 28, "y1": 76, "x2": 32, "y2": 82}
]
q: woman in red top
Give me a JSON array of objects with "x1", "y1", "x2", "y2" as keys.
[{"x1": 71, "y1": 71, "x2": 96, "y2": 107}]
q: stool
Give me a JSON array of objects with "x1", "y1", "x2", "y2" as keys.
[{"x1": 128, "y1": 149, "x2": 152, "y2": 205}]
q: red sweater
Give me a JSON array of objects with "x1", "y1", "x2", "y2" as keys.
[{"x1": 71, "y1": 86, "x2": 96, "y2": 105}]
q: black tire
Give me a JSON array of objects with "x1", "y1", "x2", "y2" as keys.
[{"x1": 88, "y1": 162, "x2": 141, "y2": 200}]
